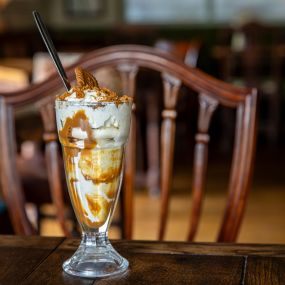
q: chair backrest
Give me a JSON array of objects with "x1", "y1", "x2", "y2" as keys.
[
  {"x1": 155, "y1": 39, "x2": 200, "y2": 67},
  {"x1": 0, "y1": 45, "x2": 257, "y2": 241}
]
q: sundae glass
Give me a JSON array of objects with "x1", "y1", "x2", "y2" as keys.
[{"x1": 55, "y1": 67, "x2": 132, "y2": 278}]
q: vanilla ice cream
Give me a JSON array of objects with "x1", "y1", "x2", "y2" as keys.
[{"x1": 55, "y1": 67, "x2": 132, "y2": 231}]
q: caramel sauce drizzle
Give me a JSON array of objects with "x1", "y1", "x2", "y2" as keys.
[
  {"x1": 68, "y1": 179, "x2": 115, "y2": 228},
  {"x1": 104, "y1": 182, "x2": 117, "y2": 199},
  {"x1": 79, "y1": 148, "x2": 123, "y2": 184},
  {"x1": 68, "y1": 178, "x2": 109, "y2": 228},
  {"x1": 59, "y1": 110, "x2": 96, "y2": 150},
  {"x1": 85, "y1": 194, "x2": 110, "y2": 227},
  {"x1": 68, "y1": 178, "x2": 88, "y2": 228},
  {"x1": 62, "y1": 127, "x2": 122, "y2": 228}
]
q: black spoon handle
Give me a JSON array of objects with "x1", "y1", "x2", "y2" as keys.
[{"x1": 33, "y1": 10, "x2": 71, "y2": 91}]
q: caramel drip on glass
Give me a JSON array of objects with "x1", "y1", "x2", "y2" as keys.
[
  {"x1": 69, "y1": 178, "x2": 88, "y2": 217},
  {"x1": 85, "y1": 194, "x2": 110, "y2": 227},
  {"x1": 59, "y1": 110, "x2": 96, "y2": 150},
  {"x1": 68, "y1": 177, "x2": 110, "y2": 228},
  {"x1": 79, "y1": 148, "x2": 123, "y2": 184}
]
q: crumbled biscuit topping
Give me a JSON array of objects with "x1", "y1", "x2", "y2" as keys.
[{"x1": 57, "y1": 67, "x2": 131, "y2": 103}]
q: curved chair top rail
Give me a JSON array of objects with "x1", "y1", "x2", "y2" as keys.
[{"x1": 0, "y1": 45, "x2": 254, "y2": 107}]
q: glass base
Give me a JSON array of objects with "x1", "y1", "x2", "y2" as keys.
[{"x1": 63, "y1": 233, "x2": 128, "y2": 279}]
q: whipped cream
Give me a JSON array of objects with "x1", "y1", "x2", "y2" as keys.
[
  {"x1": 55, "y1": 100, "x2": 132, "y2": 148},
  {"x1": 60, "y1": 87, "x2": 130, "y2": 103}
]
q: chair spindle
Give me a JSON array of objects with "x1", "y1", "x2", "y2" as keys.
[
  {"x1": 117, "y1": 64, "x2": 138, "y2": 239},
  {"x1": 37, "y1": 99, "x2": 70, "y2": 236},
  {"x1": 0, "y1": 98, "x2": 35, "y2": 235},
  {"x1": 159, "y1": 72, "x2": 181, "y2": 240},
  {"x1": 218, "y1": 92, "x2": 257, "y2": 242},
  {"x1": 187, "y1": 93, "x2": 218, "y2": 241}
]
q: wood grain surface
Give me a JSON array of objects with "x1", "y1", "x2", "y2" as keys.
[
  {"x1": 0, "y1": 236, "x2": 63, "y2": 284},
  {"x1": 0, "y1": 236, "x2": 284, "y2": 285}
]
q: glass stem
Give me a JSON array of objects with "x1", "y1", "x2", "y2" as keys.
[{"x1": 81, "y1": 231, "x2": 109, "y2": 248}]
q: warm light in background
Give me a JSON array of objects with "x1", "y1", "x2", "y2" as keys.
[
  {"x1": 0, "y1": 0, "x2": 10, "y2": 9},
  {"x1": 0, "y1": 66, "x2": 28, "y2": 91}
]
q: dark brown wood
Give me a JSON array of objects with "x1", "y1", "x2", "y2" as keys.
[
  {"x1": 36, "y1": 97, "x2": 70, "y2": 237},
  {"x1": 111, "y1": 240, "x2": 285, "y2": 257},
  {"x1": 0, "y1": 45, "x2": 257, "y2": 242},
  {"x1": 3, "y1": 46, "x2": 251, "y2": 107},
  {"x1": 0, "y1": 235, "x2": 63, "y2": 284},
  {"x1": 101, "y1": 253, "x2": 243, "y2": 285},
  {"x1": 159, "y1": 73, "x2": 181, "y2": 240},
  {"x1": 245, "y1": 256, "x2": 285, "y2": 285},
  {"x1": 117, "y1": 64, "x2": 138, "y2": 240},
  {"x1": 0, "y1": 98, "x2": 36, "y2": 235},
  {"x1": 22, "y1": 239, "x2": 94, "y2": 285},
  {"x1": 0, "y1": 236, "x2": 284, "y2": 284},
  {"x1": 188, "y1": 93, "x2": 218, "y2": 241},
  {"x1": 218, "y1": 92, "x2": 257, "y2": 242},
  {"x1": 145, "y1": 90, "x2": 160, "y2": 196}
]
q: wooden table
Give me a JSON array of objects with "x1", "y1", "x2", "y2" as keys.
[{"x1": 0, "y1": 235, "x2": 284, "y2": 284}]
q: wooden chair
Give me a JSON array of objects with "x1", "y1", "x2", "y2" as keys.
[{"x1": 0, "y1": 45, "x2": 257, "y2": 242}]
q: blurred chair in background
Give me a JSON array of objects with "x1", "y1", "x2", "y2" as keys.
[
  {"x1": 214, "y1": 20, "x2": 281, "y2": 145},
  {"x1": 0, "y1": 45, "x2": 257, "y2": 242}
]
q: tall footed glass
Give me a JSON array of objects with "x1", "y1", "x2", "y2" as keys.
[{"x1": 55, "y1": 99, "x2": 132, "y2": 278}]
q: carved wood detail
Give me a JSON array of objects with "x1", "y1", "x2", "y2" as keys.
[
  {"x1": 188, "y1": 93, "x2": 218, "y2": 241},
  {"x1": 159, "y1": 73, "x2": 181, "y2": 240}
]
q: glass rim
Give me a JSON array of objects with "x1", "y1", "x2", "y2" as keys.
[{"x1": 55, "y1": 99, "x2": 132, "y2": 107}]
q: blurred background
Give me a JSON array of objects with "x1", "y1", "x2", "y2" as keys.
[{"x1": 0, "y1": 0, "x2": 284, "y2": 243}]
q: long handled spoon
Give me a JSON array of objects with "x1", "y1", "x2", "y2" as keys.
[{"x1": 33, "y1": 10, "x2": 71, "y2": 91}]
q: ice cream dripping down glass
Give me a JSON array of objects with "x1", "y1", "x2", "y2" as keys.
[{"x1": 55, "y1": 67, "x2": 132, "y2": 278}]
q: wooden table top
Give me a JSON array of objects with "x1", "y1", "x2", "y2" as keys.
[{"x1": 0, "y1": 235, "x2": 284, "y2": 284}]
